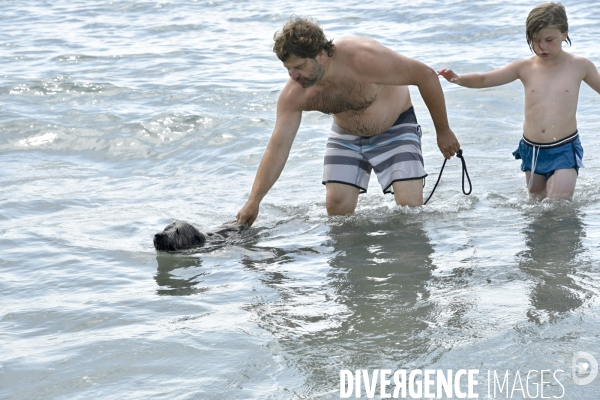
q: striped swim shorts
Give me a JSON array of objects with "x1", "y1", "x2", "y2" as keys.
[{"x1": 322, "y1": 106, "x2": 427, "y2": 194}]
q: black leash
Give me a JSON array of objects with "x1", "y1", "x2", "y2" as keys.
[{"x1": 423, "y1": 149, "x2": 472, "y2": 205}]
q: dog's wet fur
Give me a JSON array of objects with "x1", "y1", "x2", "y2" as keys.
[{"x1": 153, "y1": 221, "x2": 243, "y2": 251}]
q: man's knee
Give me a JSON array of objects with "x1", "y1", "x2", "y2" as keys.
[
  {"x1": 325, "y1": 183, "x2": 359, "y2": 215},
  {"x1": 326, "y1": 194, "x2": 358, "y2": 215},
  {"x1": 392, "y1": 179, "x2": 423, "y2": 207},
  {"x1": 395, "y1": 195, "x2": 423, "y2": 207},
  {"x1": 326, "y1": 201, "x2": 355, "y2": 215}
]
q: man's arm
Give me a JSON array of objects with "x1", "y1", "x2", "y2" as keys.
[
  {"x1": 355, "y1": 40, "x2": 460, "y2": 158},
  {"x1": 411, "y1": 64, "x2": 460, "y2": 159},
  {"x1": 236, "y1": 85, "x2": 302, "y2": 226}
]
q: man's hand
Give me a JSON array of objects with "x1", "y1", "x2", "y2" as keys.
[
  {"x1": 236, "y1": 200, "x2": 260, "y2": 227},
  {"x1": 436, "y1": 127, "x2": 460, "y2": 159}
]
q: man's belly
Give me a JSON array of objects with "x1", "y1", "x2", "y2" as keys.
[{"x1": 334, "y1": 98, "x2": 412, "y2": 137}]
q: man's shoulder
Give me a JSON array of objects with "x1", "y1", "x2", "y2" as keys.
[
  {"x1": 333, "y1": 36, "x2": 385, "y2": 57},
  {"x1": 334, "y1": 36, "x2": 392, "y2": 70},
  {"x1": 278, "y1": 79, "x2": 310, "y2": 111},
  {"x1": 335, "y1": 36, "x2": 380, "y2": 46}
]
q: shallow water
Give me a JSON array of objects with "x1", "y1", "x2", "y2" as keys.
[{"x1": 2, "y1": 1, "x2": 600, "y2": 399}]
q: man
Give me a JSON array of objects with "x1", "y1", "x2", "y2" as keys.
[{"x1": 236, "y1": 17, "x2": 460, "y2": 226}]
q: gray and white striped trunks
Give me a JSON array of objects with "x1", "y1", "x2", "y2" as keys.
[{"x1": 322, "y1": 106, "x2": 427, "y2": 194}]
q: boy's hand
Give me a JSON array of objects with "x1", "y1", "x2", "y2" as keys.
[{"x1": 437, "y1": 69, "x2": 460, "y2": 84}]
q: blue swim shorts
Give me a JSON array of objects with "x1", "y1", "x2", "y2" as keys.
[
  {"x1": 512, "y1": 131, "x2": 584, "y2": 180},
  {"x1": 322, "y1": 106, "x2": 427, "y2": 194}
]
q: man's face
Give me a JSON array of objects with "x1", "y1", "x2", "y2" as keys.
[{"x1": 283, "y1": 55, "x2": 325, "y2": 88}]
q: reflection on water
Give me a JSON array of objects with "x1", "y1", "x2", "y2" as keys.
[
  {"x1": 518, "y1": 207, "x2": 588, "y2": 323},
  {"x1": 325, "y1": 218, "x2": 435, "y2": 360},
  {"x1": 154, "y1": 254, "x2": 208, "y2": 296},
  {"x1": 239, "y1": 215, "x2": 440, "y2": 393}
]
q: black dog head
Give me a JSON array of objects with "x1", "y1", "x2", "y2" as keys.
[{"x1": 153, "y1": 221, "x2": 206, "y2": 251}]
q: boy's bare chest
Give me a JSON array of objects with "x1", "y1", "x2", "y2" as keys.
[
  {"x1": 522, "y1": 64, "x2": 582, "y2": 99},
  {"x1": 525, "y1": 79, "x2": 581, "y2": 109}
]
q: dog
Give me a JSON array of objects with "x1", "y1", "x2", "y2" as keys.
[{"x1": 153, "y1": 221, "x2": 244, "y2": 251}]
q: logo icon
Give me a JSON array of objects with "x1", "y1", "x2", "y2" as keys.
[{"x1": 572, "y1": 351, "x2": 598, "y2": 386}]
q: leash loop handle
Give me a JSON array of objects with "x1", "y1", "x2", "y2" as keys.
[
  {"x1": 457, "y1": 149, "x2": 472, "y2": 195},
  {"x1": 423, "y1": 148, "x2": 472, "y2": 205}
]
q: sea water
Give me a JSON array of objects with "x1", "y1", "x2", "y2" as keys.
[{"x1": 1, "y1": 0, "x2": 600, "y2": 399}]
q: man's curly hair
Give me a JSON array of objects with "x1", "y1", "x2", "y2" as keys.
[{"x1": 273, "y1": 16, "x2": 334, "y2": 61}]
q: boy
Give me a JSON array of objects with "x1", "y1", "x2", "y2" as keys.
[{"x1": 438, "y1": 2, "x2": 600, "y2": 200}]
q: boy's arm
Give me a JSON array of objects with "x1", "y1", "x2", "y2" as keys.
[
  {"x1": 583, "y1": 58, "x2": 600, "y2": 95},
  {"x1": 438, "y1": 60, "x2": 521, "y2": 88},
  {"x1": 236, "y1": 85, "x2": 302, "y2": 226}
]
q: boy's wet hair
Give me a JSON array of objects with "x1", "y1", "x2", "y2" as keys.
[
  {"x1": 526, "y1": 2, "x2": 571, "y2": 52},
  {"x1": 273, "y1": 16, "x2": 334, "y2": 62}
]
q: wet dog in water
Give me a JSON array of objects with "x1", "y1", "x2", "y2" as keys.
[{"x1": 153, "y1": 221, "x2": 244, "y2": 251}]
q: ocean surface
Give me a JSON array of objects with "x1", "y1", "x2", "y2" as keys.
[{"x1": 2, "y1": 1, "x2": 600, "y2": 399}]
